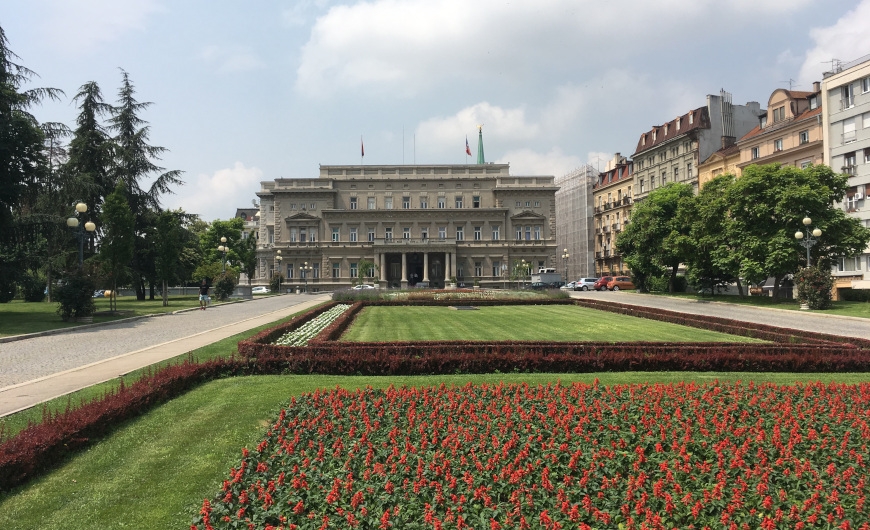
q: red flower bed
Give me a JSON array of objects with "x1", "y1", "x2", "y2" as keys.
[{"x1": 193, "y1": 381, "x2": 870, "y2": 529}]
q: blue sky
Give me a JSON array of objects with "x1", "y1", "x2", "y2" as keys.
[{"x1": 4, "y1": 0, "x2": 870, "y2": 221}]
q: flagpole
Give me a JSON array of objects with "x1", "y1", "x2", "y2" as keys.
[{"x1": 360, "y1": 135, "x2": 364, "y2": 165}]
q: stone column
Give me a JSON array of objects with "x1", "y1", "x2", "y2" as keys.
[
  {"x1": 400, "y1": 252, "x2": 408, "y2": 289},
  {"x1": 423, "y1": 252, "x2": 430, "y2": 282},
  {"x1": 379, "y1": 253, "x2": 386, "y2": 285},
  {"x1": 450, "y1": 252, "x2": 457, "y2": 280}
]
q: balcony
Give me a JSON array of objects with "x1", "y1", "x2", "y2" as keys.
[
  {"x1": 840, "y1": 96, "x2": 855, "y2": 110},
  {"x1": 843, "y1": 165, "x2": 858, "y2": 176},
  {"x1": 604, "y1": 225, "x2": 611, "y2": 233},
  {"x1": 612, "y1": 223, "x2": 621, "y2": 233}
]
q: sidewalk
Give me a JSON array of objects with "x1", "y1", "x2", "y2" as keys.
[{"x1": 0, "y1": 294, "x2": 331, "y2": 418}]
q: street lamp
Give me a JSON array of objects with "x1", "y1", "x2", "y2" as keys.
[
  {"x1": 275, "y1": 250, "x2": 283, "y2": 293},
  {"x1": 300, "y1": 261, "x2": 311, "y2": 292},
  {"x1": 217, "y1": 236, "x2": 228, "y2": 272},
  {"x1": 562, "y1": 248, "x2": 570, "y2": 283},
  {"x1": 66, "y1": 202, "x2": 96, "y2": 268},
  {"x1": 520, "y1": 259, "x2": 527, "y2": 289},
  {"x1": 794, "y1": 216, "x2": 822, "y2": 267}
]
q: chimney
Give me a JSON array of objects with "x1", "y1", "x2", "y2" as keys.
[
  {"x1": 721, "y1": 136, "x2": 736, "y2": 150},
  {"x1": 812, "y1": 81, "x2": 820, "y2": 92}
]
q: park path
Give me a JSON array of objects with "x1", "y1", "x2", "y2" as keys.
[
  {"x1": 0, "y1": 294, "x2": 331, "y2": 417},
  {"x1": 569, "y1": 290, "x2": 870, "y2": 340}
]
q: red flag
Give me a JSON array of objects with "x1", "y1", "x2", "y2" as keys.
[
  {"x1": 465, "y1": 136, "x2": 471, "y2": 156},
  {"x1": 361, "y1": 137, "x2": 365, "y2": 157}
]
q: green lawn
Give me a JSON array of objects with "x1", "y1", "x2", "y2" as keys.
[
  {"x1": 340, "y1": 305, "x2": 764, "y2": 342},
  {"x1": 655, "y1": 292, "x2": 870, "y2": 319},
  {"x1": 4, "y1": 371, "x2": 870, "y2": 530},
  {"x1": 0, "y1": 296, "x2": 216, "y2": 337}
]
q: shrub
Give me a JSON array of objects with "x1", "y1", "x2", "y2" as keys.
[
  {"x1": 19, "y1": 271, "x2": 46, "y2": 302},
  {"x1": 795, "y1": 265, "x2": 833, "y2": 310},
  {"x1": 0, "y1": 276, "x2": 16, "y2": 303},
  {"x1": 213, "y1": 271, "x2": 237, "y2": 301},
  {"x1": 268, "y1": 273, "x2": 284, "y2": 293},
  {"x1": 54, "y1": 270, "x2": 96, "y2": 321},
  {"x1": 840, "y1": 288, "x2": 870, "y2": 302}
]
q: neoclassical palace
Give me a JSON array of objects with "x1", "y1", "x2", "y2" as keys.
[{"x1": 255, "y1": 163, "x2": 558, "y2": 291}]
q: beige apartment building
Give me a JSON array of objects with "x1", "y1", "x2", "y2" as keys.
[
  {"x1": 697, "y1": 144, "x2": 740, "y2": 189},
  {"x1": 821, "y1": 53, "x2": 870, "y2": 291},
  {"x1": 592, "y1": 154, "x2": 633, "y2": 276},
  {"x1": 736, "y1": 87, "x2": 824, "y2": 173},
  {"x1": 631, "y1": 91, "x2": 761, "y2": 200},
  {"x1": 254, "y1": 164, "x2": 559, "y2": 291}
]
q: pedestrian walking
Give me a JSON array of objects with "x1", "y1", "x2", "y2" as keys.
[{"x1": 199, "y1": 279, "x2": 209, "y2": 310}]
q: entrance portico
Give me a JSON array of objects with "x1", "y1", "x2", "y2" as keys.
[{"x1": 374, "y1": 239, "x2": 456, "y2": 288}]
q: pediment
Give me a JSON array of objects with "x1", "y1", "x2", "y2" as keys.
[
  {"x1": 510, "y1": 210, "x2": 546, "y2": 221},
  {"x1": 284, "y1": 212, "x2": 321, "y2": 222}
]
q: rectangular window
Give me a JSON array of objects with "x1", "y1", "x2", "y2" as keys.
[
  {"x1": 686, "y1": 163, "x2": 693, "y2": 179},
  {"x1": 289, "y1": 228, "x2": 297, "y2": 242},
  {"x1": 368, "y1": 228, "x2": 375, "y2": 242},
  {"x1": 639, "y1": 179, "x2": 645, "y2": 193},
  {"x1": 843, "y1": 84, "x2": 855, "y2": 109},
  {"x1": 455, "y1": 196, "x2": 463, "y2": 208},
  {"x1": 800, "y1": 159, "x2": 813, "y2": 169},
  {"x1": 838, "y1": 257, "x2": 859, "y2": 272},
  {"x1": 863, "y1": 77, "x2": 870, "y2": 93},
  {"x1": 534, "y1": 226, "x2": 541, "y2": 240},
  {"x1": 309, "y1": 230, "x2": 316, "y2": 243},
  {"x1": 421, "y1": 228, "x2": 428, "y2": 240},
  {"x1": 773, "y1": 106, "x2": 785, "y2": 122},
  {"x1": 473, "y1": 196, "x2": 480, "y2": 208},
  {"x1": 420, "y1": 197, "x2": 428, "y2": 208},
  {"x1": 312, "y1": 263, "x2": 320, "y2": 279},
  {"x1": 438, "y1": 197, "x2": 446, "y2": 209},
  {"x1": 844, "y1": 152, "x2": 857, "y2": 175},
  {"x1": 673, "y1": 167, "x2": 679, "y2": 181},
  {"x1": 516, "y1": 226, "x2": 522, "y2": 240},
  {"x1": 403, "y1": 227, "x2": 410, "y2": 239},
  {"x1": 290, "y1": 203, "x2": 297, "y2": 210},
  {"x1": 332, "y1": 227, "x2": 339, "y2": 242},
  {"x1": 286, "y1": 265, "x2": 293, "y2": 279},
  {"x1": 515, "y1": 201, "x2": 521, "y2": 207},
  {"x1": 349, "y1": 227, "x2": 358, "y2": 242},
  {"x1": 350, "y1": 263, "x2": 358, "y2": 278},
  {"x1": 310, "y1": 203, "x2": 316, "y2": 210},
  {"x1": 385, "y1": 197, "x2": 393, "y2": 209},
  {"x1": 438, "y1": 226, "x2": 446, "y2": 239},
  {"x1": 474, "y1": 262, "x2": 482, "y2": 277},
  {"x1": 367, "y1": 197, "x2": 375, "y2": 209},
  {"x1": 349, "y1": 197, "x2": 357, "y2": 210},
  {"x1": 865, "y1": 112, "x2": 870, "y2": 128},
  {"x1": 525, "y1": 226, "x2": 531, "y2": 241},
  {"x1": 474, "y1": 226, "x2": 481, "y2": 240},
  {"x1": 332, "y1": 263, "x2": 340, "y2": 278},
  {"x1": 864, "y1": 148, "x2": 870, "y2": 163},
  {"x1": 384, "y1": 227, "x2": 393, "y2": 240},
  {"x1": 809, "y1": 96, "x2": 818, "y2": 110},
  {"x1": 751, "y1": 147, "x2": 760, "y2": 159},
  {"x1": 402, "y1": 196, "x2": 410, "y2": 209},
  {"x1": 844, "y1": 117, "x2": 857, "y2": 143},
  {"x1": 525, "y1": 201, "x2": 531, "y2": 207},
  {"x1": 492, "y1": 225, "x2": 500, "y2": 240},
  {"x1": 492, "y1": 261, "x2": 501, "y2": 277},
  {"x1": 774, "y1": 138, "x2": 783, "y2": 151},
  {"x1": 799, "y1": 130, "x2": 809, "y2": 144},
  {"x1": 456, "y1": 227, "x2": 464, "y2": 241}
]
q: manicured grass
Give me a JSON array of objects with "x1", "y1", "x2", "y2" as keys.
[
  {"x1": 656, "y1": 291, "x2": 870, "y2": 319},
  {"x1": 3, "y1": 372, "x2": 870, "y2": 530},
  {"x1": 340, "y1": 305, "x2": 765, "y2": 342},
  {"x1": 0, "y1": 296, "x2": 213, "y2": 337}
]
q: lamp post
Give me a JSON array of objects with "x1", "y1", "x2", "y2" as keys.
[
  {"x1": 794, "y1": 216, "x2": 822, "y2": 267},
  {"x1": 520, "y1": 259, "x2": 527, "y2": 289},
  {"x1": 275, "y1": 250, "x2": 283, "y2": 293},
  {"x1": 218, "y1": 236, "x2": 228, "y2": 272},
  {"x1": 66, "y1": 202, "x2": 96, "y2": 268},
  {"x1": 562, "y1": 248, "x2": 570, "y2": 283},
  {"x1": 300, "y1": 261, "x2": 311, "y2": 292},
  {"x1": 502, "y1": 263, "x2": 507, "y2": 290}
]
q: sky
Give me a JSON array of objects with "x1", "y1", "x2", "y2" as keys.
[{"x1": 4, "y1": 0, "x2": 870, "y2": 222}]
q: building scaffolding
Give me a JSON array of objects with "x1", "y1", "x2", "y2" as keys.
[{"x1": 555, "y1": 165, "x2": 597, "y2": 279}]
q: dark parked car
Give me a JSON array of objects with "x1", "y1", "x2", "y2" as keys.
[{"x1": 593, "y1": 276, "x2": 613, "y2": 291}]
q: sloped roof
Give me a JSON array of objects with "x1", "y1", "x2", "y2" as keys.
[
  {"x1": 738, "y1": 106, "x2": 822, "y2": 142},
  {"x1": 632, "y1": 107, "x2": 710, "y2": 156},
  {"x1": 594, "y1": 163, "x2": 633, "y2": 190},
  {"x1": 700, "y1": 143, "x2": 740, "y2": 165}
]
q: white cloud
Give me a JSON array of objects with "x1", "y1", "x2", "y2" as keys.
[
  {"x1": 296, "y1": 0, "x2": 815, "y2": 97},
  {"x1": 163, "y1": 162, "x2": 263, "y2": 222},
  {"x1": 417, "y1": 102, "x2": 539, "y2": 147},
  {"x1": 198, "y1": 45, "x2": 266, "y2": 73},
  {"x1": 39, "y1": 0, "x2": 164, "y2": 55},
  {"x1": 498, "y1": 147, "x2": 584, "y2": 179},
  {"x1": 798, "y1": 0, "x2": 870, "y2": 86}
]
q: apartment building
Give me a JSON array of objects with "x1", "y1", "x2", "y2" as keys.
[
  {"x1": 821, "y1": 53, "x2": 870, "y2": 290},
  {"x1": 736, "y1": 86, "x2": 824, "y2": 173},
  {"x1": 554, "y1": 164, "x2": 597, "y2": 279},
  {"x1": 631, "y1": 90, "x2": 761, "y2": 200},
  {"x1": 697, "y1": 143, "x2": 740, "y2": 189},
  {"x1": 591, "y1": 154, "x2": 633, "y2": 276},
  {"x1": 254, "y1": 164, "x2": 559, "y2": 290}
]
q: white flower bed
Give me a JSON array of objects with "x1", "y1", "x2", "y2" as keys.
[{"x1": 273, "y1": 304, "x2": 352, "y2": 346}]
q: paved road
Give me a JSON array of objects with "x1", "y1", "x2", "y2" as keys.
[
  {"x1": 568, "y1": 290, "x2": 870, "y2": 340},
  {"x1": 0, "y1": 294, "x2": 331, "y2": 417}
]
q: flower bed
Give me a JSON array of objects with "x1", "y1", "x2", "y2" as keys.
[
  {"x1": 193, "y1": 381, "x2": 870, "y2": 529},
  {"x1": 273, "y1": 304, "x2": 353, "y2": 346}
]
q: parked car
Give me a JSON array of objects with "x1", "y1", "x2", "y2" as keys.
[
  {"x1": 607, "y1": 276, "x2": 635, "y2": 291},
  {"x1": 92, "y1": 290, "x2": 104, "y2": 298},
  {"x1": 252, "y1": 286, "x2": 270, "y2": 294},
  {"x1": 561, "y1": 281, "x2": 576, "y2": 290},
  {"x1": 527, "y1": 282, "x2": 551, "y2": 290},
  {"x1": 573, "y1": 277, "x2": 599, "y2": 291},
  {"x1": 593, "y1": 276, "x2": 613, "y2": 291},
  {"x1": 352, "y1": 284, "x2": 376, "y2": 290}
]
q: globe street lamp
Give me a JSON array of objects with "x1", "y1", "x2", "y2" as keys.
[
  {"x1": 66, "y1": 202, "x2": 96, "y2": 268},
  {"x1": 300, "y1": 261, "x2": 311, "y2": 293},
  {"x1": 794, "y1": 217, "x2": 822, "y2": 267},
  {"x1": 520, "y1": 259, "x2": 528, "y2": 289},
  {"x1": 217, "y1": 236, "x2": 228, "y2": 272},
  {"x1": 562, "y1": 248, "x2": 570, "y2": 283},
  {"x1": 275, "y1": 250, "x2": 283, "y2": 293}
]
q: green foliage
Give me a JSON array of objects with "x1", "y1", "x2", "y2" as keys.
[
  {"x1": 19, "y1": 271, "x2": 46, "y2": 302},
  {"x1": 235, "y1": 233, "x2": 258, "y2": 285},
  {"x1": 54, "y1": 270, "x2": 96, "y2": 321},
  {"x1": 0, "y1": 276, "x2": 15, "y2": 303},
  {"x1": 840, "y1": 289, "x2": 870, "y2": 302},
  {"x1": 193, "y1": 261, "x2": 223, "y2": 284},
  {"x1": 199, "y1": 217, "x2": 244, "y2": 267},
  {"x1": 99, "y1": 182, "x2": 135, "y2": 312},
  {"x1": 356, "y1": 258, "x2": 378, "y2": 285},
  {"x1": 795, "y1": 265, "x2": 834, "y2": 310},
  {"x1": 213, "y1": 271, "x2": 237, "y2": 301},
  {"x1": 268, "y1": 273, "x2": 284, "y2": 293}
]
